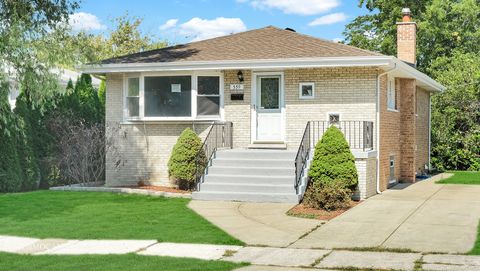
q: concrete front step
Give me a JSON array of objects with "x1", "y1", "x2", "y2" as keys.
[
  {"x1": 216, "y1": 150, "x2": 296, "y2": 160},
  {"x1": 208, "y1": 166, "x2": 294, "y2": 176},
  {"x1": 212, "y1": 158, "x2": 293, "y2": 168},
  {"x1": 200, "y1": 183, "x2": 295, "y2": 194},
  {"x1": 204, "y1": 174, "x2": 294, "y2": 185},
  {"x1": 192, "y1": 191, "x2": 299, "y2": 203}
]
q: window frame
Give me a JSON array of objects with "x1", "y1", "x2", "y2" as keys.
[
  {"x1": 298, "y1": 82, "x2": 315, "y2": 99},
  {"x1": 387, "y1": 76, "x2": 398, "y2": 111},
  {"x1": 123, "y1": 75, "x2": 141, "y2": 120},
  {"x1": 122, "y1": 71, "x2": 224, "y2": 122},
  {"x1": 196, "y1": 75, "x2": 222, "y2": 118},
  {"x1": 327, "y1": 112, "x2": 341, "y2": 124}
]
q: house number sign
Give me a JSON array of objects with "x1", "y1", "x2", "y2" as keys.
[{"x1": 229, "y1": 84, "x2": 244, "y2": 91}]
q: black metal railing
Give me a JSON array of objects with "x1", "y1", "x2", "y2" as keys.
[
  {"x1": 194, "y1": 121, "x2": 233, "y2": 191},
  {"x1": 294, "y1": 120, "x2": 374, "y2": 194},
  {"x1": 294, "y1": 121, "x2": 311, "y2": 194},
  {"x1": 310, "y1": 121, "x2": 374, "y2": 151}
]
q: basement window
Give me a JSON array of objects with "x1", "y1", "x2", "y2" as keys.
[
  {"x1": 328, "y1": 113, "x2": 340, "y2": 124},
  {"x1": 389, "y1": 155, "x2": 396, "y2": 183}
]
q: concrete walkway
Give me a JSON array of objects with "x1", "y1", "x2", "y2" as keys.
[
  {"x1": 291, "y1": 174, "x2": 480, "y2": 253},
  {"x1": 2, "y1": 235, "x2": 480, "y2": 271},
  {"x1": 188, "y1": 200, "x2": 322, "y2": 247}
]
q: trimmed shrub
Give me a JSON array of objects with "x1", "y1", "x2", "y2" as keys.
[
  {"x1": 168, "y1": 128, "x2": 205, "y2": 190},
  {"x1": 309, "y1": 125, "x2": 358, "y2": 190},
  {"x1": 303, "y1": 125, "x2": 358, "y2": 210},
  {"x1": 303, "y1": 181, "x2": 351, "y2": 211}
]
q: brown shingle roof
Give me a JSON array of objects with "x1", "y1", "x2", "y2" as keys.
[{"x1": 100, "y1": 26, "x2": 383, "y2": 64}]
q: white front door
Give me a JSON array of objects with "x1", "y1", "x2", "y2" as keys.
[{"x1": 255, "y1": 75, "x2": 283, "y2": 141}]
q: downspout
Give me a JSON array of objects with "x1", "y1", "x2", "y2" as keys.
[
  {"x1": 428, "y1": 94, "x2": 432, "y2": 171},
  {"x1": 376, "y1": 63, "x2": 397, "y2": 194}
]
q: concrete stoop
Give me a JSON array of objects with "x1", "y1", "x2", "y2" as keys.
[{"x1": 192, "y1": 149, "x2": 299, "y2": 203}]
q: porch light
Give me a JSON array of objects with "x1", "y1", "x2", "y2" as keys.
[{"x1": 237, "y1": 70, "x2": 244, "y2": 82}]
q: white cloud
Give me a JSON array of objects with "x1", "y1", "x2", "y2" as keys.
[
  {"x1": 332, "y1": 38, "x2": 343, "y2": 43},
  {"x1": 160, "y1": 19, "x2": 178, "y2": 30},
  {"x1": 239, "y1": 0, "x2": 340, "y2": 16},
  {"x1": 69, "y1": 12, "x2": 106, "y2": 32},
  {"x1": 178, "y1": 17, "x2": 247, "y2": 41},
  {"x1": 308, "y1": 12, "x2": 347, "y2": 26}
]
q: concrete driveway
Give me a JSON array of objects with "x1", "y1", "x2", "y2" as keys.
[
  {"x1": 290, "y1": 174, "x2": 480, "y2": 253},
  {"x1": 188, "y1": 201, "x2": 322, "y2": 247}
]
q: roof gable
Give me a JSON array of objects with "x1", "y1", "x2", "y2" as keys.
[{"x1": 100, "y1": 26, "x2": 382, "y2": 64}]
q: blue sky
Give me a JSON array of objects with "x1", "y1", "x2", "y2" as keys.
[{"x1": 71, "y1": 0, "x2": 370, "y2": 44}]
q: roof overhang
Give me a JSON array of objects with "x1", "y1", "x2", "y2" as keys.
[{"x1": 79, "y1": 56, "x2": 445, "y2": 92}]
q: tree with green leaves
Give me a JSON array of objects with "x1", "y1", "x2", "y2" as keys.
[
  {"x1": 0, "y1": 0, "x2": 80, "y2": 110},
  {"x1": 343, "y1": 0, "x2": 480, "y2": 72},
  {"x1": 428, "y1": 51, "x2": 480, "y2": 170},
  {"x1": 344, "y1": 0, "x2": 480, "y2": 171},
  {"x1": 65, "y1": 13, "x2": 168, "y2": 64}
]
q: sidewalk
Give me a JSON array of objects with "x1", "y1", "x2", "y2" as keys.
[{"x1": 2, "y1": 235, "x2": 480, "y2": 270}]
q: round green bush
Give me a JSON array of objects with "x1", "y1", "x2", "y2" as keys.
[
  {"x1": 309, "y1": 125, "x2": 358, "y2": 190},
  {"x1": 303, "y1": 125, "x2": 358, "y2": 209},
  {"x1": 168, "y1": 128, "x2": 205, "y2": 190}
]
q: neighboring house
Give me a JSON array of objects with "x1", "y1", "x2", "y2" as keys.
[
  {"x1": 81, "y1": 9, "x2": 444, "y2": 202},
  {"x1": 7, "y1": 68, "x2": 102, "y2": 109}
]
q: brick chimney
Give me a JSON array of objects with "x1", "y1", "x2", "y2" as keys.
[{"x1": 396, "y1": 8, "x2": 416, "y2": 66}]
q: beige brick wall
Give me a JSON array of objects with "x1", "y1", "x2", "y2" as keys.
[
  {"x1": 105, "y1": 74, "x2": 210, "y2": 187},
  {"x1": 105, "y1": 67, "x2": 379, "y2": 188},
  {"x1": 224, "y1": 70, "x2": 252, "y2": 148},
  {"x1": 223, "y1": 67, "x2": 378, "y2": 150},
  {"x1": 354, "y1": 156, "x2": 377, "y2": 199},
  {"x1": 283, "y1": 67, "x2": 378, "y2": 150},
  {"x1": 416, "y1": 87, "x2": 430, "y2": 173}
]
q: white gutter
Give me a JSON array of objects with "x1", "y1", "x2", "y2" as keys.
[
  {"x1": 375, "y1": 64, "x2": 397, "y2": 194},
  {"x1": 392, "y1": 59, "x2": 445, "y2": 92}
]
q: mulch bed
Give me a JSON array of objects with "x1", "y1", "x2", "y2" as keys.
[{"x1": 287, "y1": 201, "x2": 360, "y2": 221}]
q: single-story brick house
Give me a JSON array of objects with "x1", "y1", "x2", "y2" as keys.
[{"x1": 82, "y1": 9, "x2": 444, "y2": 202}]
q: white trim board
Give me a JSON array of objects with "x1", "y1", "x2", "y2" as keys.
[{"x1": 80, "y1": 56, "x2": 445, "y2": 92}]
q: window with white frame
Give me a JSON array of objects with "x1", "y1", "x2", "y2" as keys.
[
  {"x1": 126, "y1": 77, "x2": 140, "y2": 117},
  {"x1": 197, "y1": 76, "x2": 220, "y2": 117},
  {"x1": 387, "y1": 77, "x2": 396, "y2": 110},
  {"x1": 299, "y1": 82, "x2": 314, "y2": 99},
  {"x1": 124, "y1": 74, "x2": 221, "y2": 120}
]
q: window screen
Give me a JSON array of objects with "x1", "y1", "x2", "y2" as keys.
[
  {"x1": 197, "y1": 76, "x2": 220, "y2": 116},
  {"x1": 144, "y1": 76, "x2": 191, "y2": 117}
]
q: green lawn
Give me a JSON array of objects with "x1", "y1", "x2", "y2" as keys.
[
  {"x1": 0, "y1": 253, "x2": 246, "y2": 271},
  {"x1": 471, "y1": 221, "x2": 480, "y2": 255},
  {"x1": 0, "y1": 191, "x2": 242, "y2": 245},
  {"x1": 436, "y1": 171, "x2": 480, "y2": 185}
]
